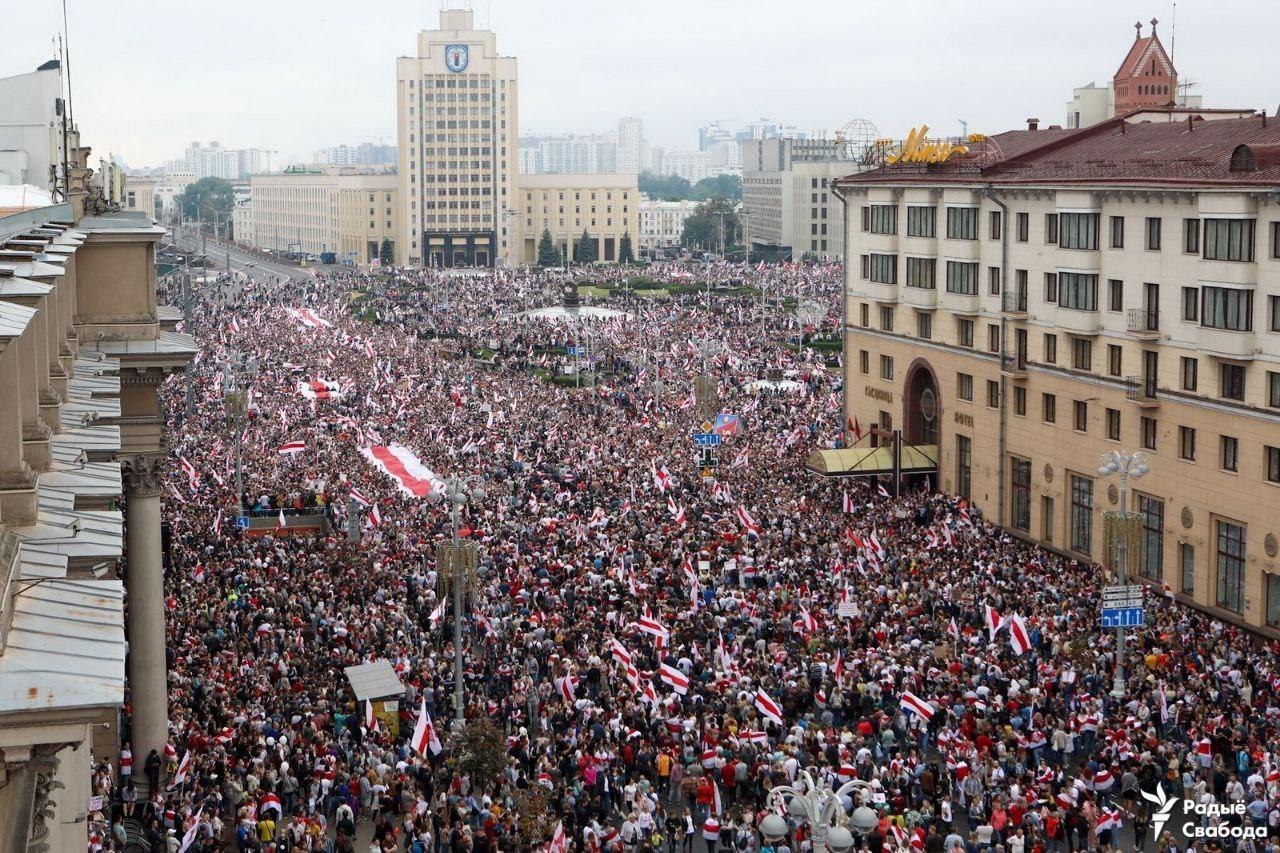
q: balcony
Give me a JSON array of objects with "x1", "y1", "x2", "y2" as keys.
[
  {"x1": 939, "y1": 289, "x2": 981, "y2": 315},
  {"x1": 865, "y1": 281, "x2": 899, "y2": 303},
  {"x1": 900, "y1": 286, "x2": 938, "y2": 309},
  {"x1": 1000, "y1": 353, "x2": 1029, "y2": 379},
  {"x1": 1001, "y1": 290, "x2": 1028, "y2": 317},
  {"x1": 1196, "y1": 325, "x2": 1257, "y2": 360},
  {"x1": 1054, "y1": 307, "x2": 1101, "y2": 335},
  {"x1": 1126, "y1": 308, "x2": 1160, "y2": 340},
  {"x1": 1125, "y1": 375, "x2": 1159, "y2": 408}
]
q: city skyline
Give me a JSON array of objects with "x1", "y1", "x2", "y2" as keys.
[{"x1": 7, "y1": 0, "x2": 1278, "y2": 168}]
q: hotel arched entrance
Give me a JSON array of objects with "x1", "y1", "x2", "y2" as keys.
[{"x1": 903, "y1": 358, "x2": 941, "y2": 447}]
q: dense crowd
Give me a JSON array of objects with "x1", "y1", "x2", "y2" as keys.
[{"x1": 87, "y1": 261, "x2": 1280, "y2": 853}]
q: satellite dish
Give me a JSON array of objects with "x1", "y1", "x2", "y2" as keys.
[{"x1": 835, "y1": 119, "x2": 879, "y2": 160}]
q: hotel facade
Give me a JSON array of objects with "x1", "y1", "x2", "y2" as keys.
[{"x1": 837, "y1": 111, "x2": 1280, "y2": 634}]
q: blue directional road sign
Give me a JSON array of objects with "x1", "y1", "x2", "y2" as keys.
[
  {"x1": 567, "y1": 345, "x2": 584, "y2": 356},
  {"x1": 235, "y1": 516, "x2": 250, "y2": 530},
  {"x1": 693, "y1": 432, "x2": 722, "y2": 447},
  {"x1": 1100, "y1": 607, "x2": 1145, "y2": 628}
]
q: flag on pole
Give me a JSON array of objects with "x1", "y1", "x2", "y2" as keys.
[
  {"x1": 275, "y1": 509, "x2": 287, "y2": 534},
  {"x1": 1008, "y1": 614, "x2": 1031, "y2": 655},
  {"x1": 985, "y1": 604, "x2": 1003, "y2": 641},
  {"x1": 179, "y1": 808, "x2": 203, "y2": 853},
  {"x1": 169, "y1": 751, "x2": 192, "y2": 788},
  {"x1": 548, "y1": 822, "x2": 567, "y2": 853},
  {"x1": 277, "y1": 440, "x2": 306, "y2": 455},
  {"x1": 754, "y1": 688, "x2": 784, "y2": 726},
  {"x1": 659, "y1": 662, "x2": 690, "y2": 695},
  {"x1": 842, "y1": 491, "x2": 854, "y2": 513},
  {"x1": 900, "y1": 691, "x2": 936, "y2": 721},
  {"x1": 411, "y1": 698, "x2": 442, "y2": 755},
  {"x1": 364, "y1": 699, "x2": 379, "y2": 733}
]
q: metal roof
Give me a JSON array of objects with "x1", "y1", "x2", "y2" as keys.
[
  {"x1": 0, "y1": 574, "x2": 126, "y2": 714},
  {"x1": 0, "y1": 300, "x2": 37, "y2": 338},
  {"x1": 344, "y1": 659, "x2": 405, "y2": 701}
]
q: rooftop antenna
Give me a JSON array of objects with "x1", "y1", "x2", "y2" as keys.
[
  {"x1": 1171, "y1": 1, "x2": 1176, "y2": 58},
  {"x1": 61, "y1": 0, "x2": 75, "y2": 131}
]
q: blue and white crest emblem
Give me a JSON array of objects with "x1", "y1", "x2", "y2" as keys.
[{"x1": 444, "y1": 44, "x2": 469, "y2": 73}]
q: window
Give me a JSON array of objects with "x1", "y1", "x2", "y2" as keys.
[
  {"x1": 988, "y1": 267, "x2": 1002, "y2": 295},
  {"x1": 859, "y1": 350, "x2": 870, "y2": 374},
  {"x1": 987, "y1": 380, "x2": 1000, "y2": 408},
  {"x1": 1271, "y1": 295, "x2": 1280, "y2": 332},
  {"x1": 987, "y1": 324, "x2": 1001, "y2": 353},
  {"x1": 1266, "y1": 445, "x2": 1280, "y2": 484},
  {"x1": 1270, "y1": 372, "x2": 1280, "y2": 408},
  {"x1": 1043, "y1": 334, "x2": 1057, "y2": 364},
  {"x1": 1110, "y1": 216, "x2": 1125, "y2": 248},
  {"x1": 1268, "y1": 574, "x2": 1280, "y2": 629},
  {"x1": 1215, "y1": 519, "x2": 1246, "y2": 613},
  {"x1": 989, "y1": 210, "x2": 1002, "y2": 240},
  {"x1": 1016, "y1": 212, "x2": 1029, "y2": 242},
  {"x1": 880, "y1": 354, "x2": 894, "y2": 380},
  {"x1": 1180, "y1": 357, "x2": 1198, "y2": 391},
  {"x1": 1106, "y1": 408, "x2": 1121, "y2": 440},
  {"x1": 1044, "y1": 272, "x2": 1058, "y2": 303},
  {"x1": 956, "y1": 373, "x2": 973, "y2": 401},
  {"x1": 1072, "y1": 338, "x2": 1092, "y2": 371},
  {"x1": 867, "y1": 253, "x2": 897, "y2": 284},
  {"x1": 945, "y1": 261, "x2": 979, "y2": 294},
  {"x1": 1181, "y1": 286, "x2": 1199, "y2": 322},
  {"x1": 1141, "y1": 416, "x2": 1157, "y2": 450},
  {"x1": 946, "y1": 207, "x2": 977, "y2": 240},
  {"x1": 1108, "y1": 345, "x2": 1122, "y2": 377},
  {"x1": 917, "y1": 312, "x2": 933, "y2": 340},
  {"x1": 860, "y1": 303, "x2": 870, "y2": 327},
  {"x1": 1107, "y1": 279, "x2": 1123, "y2": 312},
  {"x1": 1013, "y1": 385, "x2": 1027, "y2": 416},
  {"x1": 1202, "y1": 287, "x2": 1252, "y2": 331},
  {"x1": 1145, "y1": 217, "x2": 1162, "y2": 250},
  {"x1": 1202, "y1": 218, "x2": 1255, "y2": 261},
  {"x1": 868, "y1": 204, "x2": 897, "y2": 235},
  {"x1": 905, "y1": 257, "x2": 936, "y2": 289},
  {"x1": 1138, "y1": 495, "x2": 1165, "y2": 581},
  {"x1": 1059, "y1": 272, "x2": 1099, "y2": 311},
  {"x1": 1059, "y1": 212, "x2": 1099, "y2": 249},
  {"x1": 1073, "y1": 400, "x2": 1088, "y2": 432},
  {"x1": 1042, "y1": 393, "x2": 1057, "y2": 423},
  {"x1": 1274, "y1": 221, "x2": 1280, "y2": 258},
  {"x1": 906, "y1": 206, "x2": 936, "y2": 237},
  {"x1": 1179, "y1": 426, "x2": 1196, "y2": 461},
  {"x1": 1070, "y1": 474, "x2": 1093, "y2": 554},
  {"x1": 956, "y1": 435, "x2": 972, "y2": 499},
  {"x1": 1045, "y1": 213, "x2": 1059, "y2": 244},
  {"x1": 1218, "y1": 363, "x2": 1246, "y2": 401},
  {"x1": 1184, "y1": 218, "x2": 1200, "y2": 254},
  {"x1": 1221, "y1": 435, "x2": 1239, "y2": 472},
  {"x1": 1042, "y1": 496, "x2": 1055, "y2": 543},
  {"x1": 1179, "y1": 543, "x2": 1195, "y2": 595},
  {"x1": 879, "y1": 306, "x2": 894, "y2": 331},
  {"x1": 957, "y1": 319, "x2": 974, "y2": 348},
  {"x1": 1011, "y1": 457, "x2": 1031, "y2": 531}
]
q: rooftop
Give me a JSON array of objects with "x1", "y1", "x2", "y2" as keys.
[{"x1": 837, "y1": 113, "x2": 1280, "y2": 188}]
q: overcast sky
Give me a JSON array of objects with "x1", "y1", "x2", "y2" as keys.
[{"x1": 7, "y1": 0, "x2": 1277, "y2": 168}]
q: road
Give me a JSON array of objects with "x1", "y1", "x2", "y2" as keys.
[{"x1": 169, "y1": 229, "x2": 310, "y2": 285}]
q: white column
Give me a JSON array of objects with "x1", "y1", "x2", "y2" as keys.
[{"x1": 122, "y1": 454, "x2": 168, "y2": 779}]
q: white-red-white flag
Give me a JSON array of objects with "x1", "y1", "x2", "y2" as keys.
[
  {"x1": 411, "y1": 698, "x2": 442, "y2": 755},
  {"x1": 169, "y1": 750, "x2": 193, "y2": 788},
  {"x1": 900, "y1": 690, "x2": 936, "y2": 721},
  {"x1": 985, "y1": 604, "x2": 1003, "y2": 641},
  {"x1": 548, "y1": 822, "x2": 567, "y2": 853},
  {"x1": 277, "y1": 440, "x2": 305, "y2": 455},
  {"x1": 659, "y1": 662, "x2": 690, "y2": 695},
  {"x1": 1008, "y1": 614, "x2": 1031, "y2": 655},
  {"x1": 754, "y1": 688, "x2": 784, "y2": 726},
  {"x1": 364, "y1": 699, "x2": 379, "y2": 733}
]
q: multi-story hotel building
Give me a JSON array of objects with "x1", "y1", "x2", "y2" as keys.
[
  {"x1": 517, "y1": 173, "x2": 639, "y2": 264},
  {"x1": 248, "y1": 168, "x2": 398, "y2": 264},
  {"x1": 836, "y1": 111, "x2": 1280, "y2": 633},
  {"x1": 638, "y1": 195, "x2": 698, "y2": 252},
  {"x1": 396, "y1": 7, "x2": 519, "y2": 268}
]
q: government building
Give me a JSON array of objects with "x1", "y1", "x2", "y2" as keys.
[{"x1": 837, "y1": 109, "x2": 1280, "y2": 633}]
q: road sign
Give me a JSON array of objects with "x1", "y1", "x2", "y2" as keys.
[
  {"x1": 1102, "y1": 584, "x2": 1144, "y2": 609},
  {"x1": 235, "y1": 516, "x2": 250, "y2": 530},
  {"x1": 693, "y1": 432, "x2": 721, "y2": 447},
  {"x1": 567, "y1": 345, "x2": 584, "y2": 356},
  {"x1": 1101, "y1": 606, "x2": 1146, "y2": 628},
  {"x1": 1102, "y1": 584, "x2": 1144, "y2": 598}
]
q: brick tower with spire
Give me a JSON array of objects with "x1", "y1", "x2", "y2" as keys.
[{"x1": 1113, "y1": 18, "x2": 1178, "y2": 115}]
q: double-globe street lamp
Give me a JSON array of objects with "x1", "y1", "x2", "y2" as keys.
[
  {"x1": 759, "y1": 771, "x2": 880, "y2": 853},
  {"x1": 428, "y1": 475, "x2": 486, "y2": 730}
]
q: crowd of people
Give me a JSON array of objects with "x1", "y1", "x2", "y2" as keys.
[{"x1": 87, "y1": 260, "x2": 1280, "y2": 853}]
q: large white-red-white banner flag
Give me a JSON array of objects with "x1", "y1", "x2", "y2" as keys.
[
  {"x1": 298, "y1": 379, "x2": 343, "y2": 400},
  {"x1": 361, "y1": 444, "x2": 446, "y2": 498},
  {"x1": 286, "y1": 307, "x2": 332, "y2": 328}
]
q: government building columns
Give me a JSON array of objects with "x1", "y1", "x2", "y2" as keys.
[{"x1": 122, "y1": 453, "x2": 167, "y2": 774}]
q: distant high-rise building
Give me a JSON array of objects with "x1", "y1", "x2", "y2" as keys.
[
  {"x1": 616, "y1": 117, "x2": 645, "y2": 174},
  {"x1": 517, "y1": 134, "x2": 617, "y2": 174},
  {"x1": 741, "y1": 137, "x2": 858, "y2": 260},
  {"x1": 314, "y1": 143, "x2": 398, "y2": 167},
  {"x1": 397, "y1": 7, "x2": 519, "y2": 267},
  {"x1": 163, "y1": 140, "x2": 272, "y2": 179}
]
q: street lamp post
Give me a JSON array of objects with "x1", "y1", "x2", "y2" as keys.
[
  {"x1": 760, "y1": 771, "x2": 878, "y2": 853},
  {"x1": 430, "y1": 476, "x2": 485, "y2": 730},
  {"x1": 1097, "y1": 449, "x2": 1149, "y2": 699},
  {"x1": 220, "y1": 353, "x2": 259, "y2": 511}
]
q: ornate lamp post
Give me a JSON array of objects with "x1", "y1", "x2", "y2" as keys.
[
  {"x1": 429, "y1": 476, "x2": 486, "y2": 730},
  {"x1": 1097, "y1": 450, "x2": 1149, "y2": 698},
  {"x1": 760, "y1": 771, "x2": 879, "y2": 853},
  {"x1": 220, "y1": 352, "x2": 259, "y2": 511}
]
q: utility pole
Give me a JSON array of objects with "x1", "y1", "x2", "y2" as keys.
[
  {"x1": 433, "y1": 477, "x2": 484, "y2": 730},
  {"x1": 183, "y1": 269, "x2": 194, "y2": 417}
]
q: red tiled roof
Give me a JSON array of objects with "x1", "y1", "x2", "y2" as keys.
[
  {"x1": 836, "y1": 115, "x2": 1280, "y2": 189},
  {"x1": 1115, "y1": 35, "x2": 1165, "y2": 79}
]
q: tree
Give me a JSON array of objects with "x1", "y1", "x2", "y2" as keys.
[
  {"x1": 177, "y1": 176, "x2": 234, "y2": 225},
  {"x1": 379, "y1": 238, "x2": 395, "y2": 266},
  {"x1": 691, "y1": 174, "x2": 742, "y2": 202},
  {"x1": 680, "y1": 197, "x2": 742, "y2": 252},
  {"x1": 573, "y1": 229, "x2": 595, "y2": 264},
  {"x1": 536, "y1": 228, "x2": 559, "y2": 267},
  {"x1": 618, "y1": 232, "x2": 634, "y2": 265},
  {"x1": 638, "y1": 171, "x2": 692, "y2": 201},
  {"x1": 452, "y1": 717, "x2": 507, "y2": 791}
]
